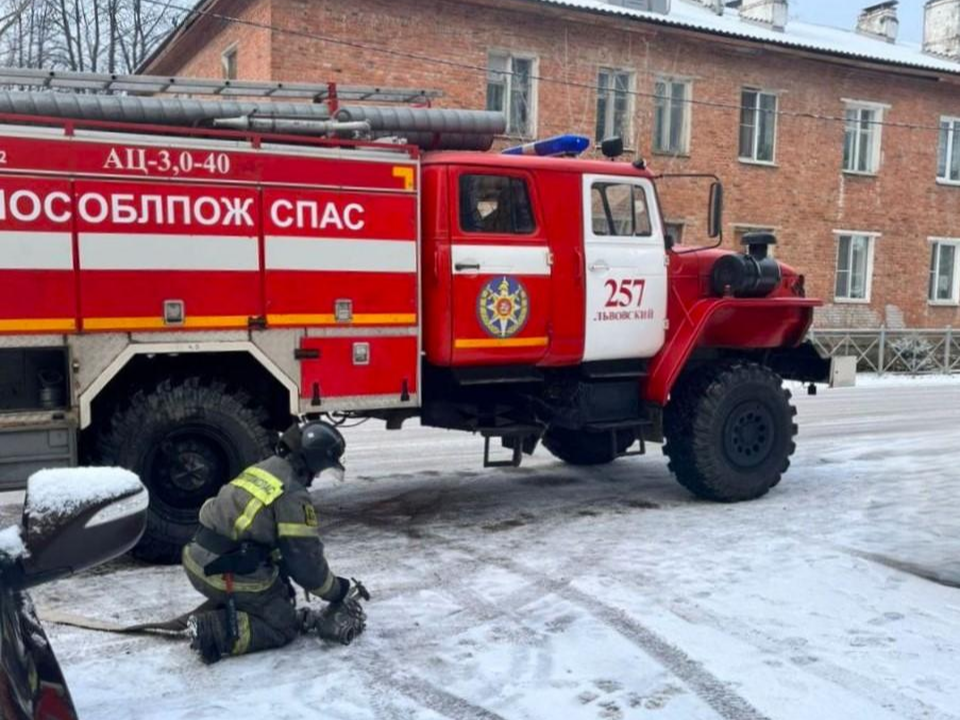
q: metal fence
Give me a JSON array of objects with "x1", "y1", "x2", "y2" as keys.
[{"x1": 809, "y1": 327, "x2": 960, "y2": 375}]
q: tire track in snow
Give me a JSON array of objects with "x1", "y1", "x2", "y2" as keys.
[
  {"x1": 336, "y1": 507, "x2": 772, "y2": 720},
  {"x1": 349, "y1": 494, "x2": 955, "y2": 720},
  {"x1": 659, "y1": 596, "x2": 960, "y2": 720},
  {"x1": 470, "y1": 548, "x2": 772, "y2": 720},
  {"x1": 361, "y1": 664, "x2": 509, "y2": 720}
]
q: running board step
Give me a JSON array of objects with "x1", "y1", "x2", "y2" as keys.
[{"x1": 480, "y1": 427, "x2": 543, "y2": 468}]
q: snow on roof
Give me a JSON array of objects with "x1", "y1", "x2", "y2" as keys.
[{"x1": 531, "y1": 0, "x2": 960, "y2": 76}]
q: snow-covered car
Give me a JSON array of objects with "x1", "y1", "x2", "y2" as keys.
[{"x1": 0, "y1": 469, "x2": 148, "y2": 719}]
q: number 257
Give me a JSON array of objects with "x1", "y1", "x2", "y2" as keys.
[{"x1": 604, "y1": 279, "x2": 646, "y2": 308}]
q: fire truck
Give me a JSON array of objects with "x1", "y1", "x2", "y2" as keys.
[{"x1": 0, "y1": 69, "x2": 847, "y2": 562}]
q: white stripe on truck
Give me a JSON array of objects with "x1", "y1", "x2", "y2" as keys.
[
  {"x1": 79, "y1": 233, "x2": 260, "y2": 271},
  {"x1": 0, "y1": 231, "x2": 74, "y2": 270},
  {"x1": 265, "y1": 236, "x2": 417, "y2": 274}
]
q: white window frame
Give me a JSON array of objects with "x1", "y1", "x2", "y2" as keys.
[
  {"x1": 487, "y1": 51, "x2": 539, "y2": 139},
  {"x1": 928, "y1": 237, "x2": 960, "y2": 306},
  {"x1": 221, "y1": 43, "x2": 238, "y2": 80},
  {"x1": 596, "y1": 68, "x2": 635, "y2": 144},
  {"x1": 833, "y1": 231, "x2": 878, "y2": 304},
  {"x1": 653, "y1": 77, "x2": 692, "y2": 156},
  {"x1": 937, "y1": 117, "x2": 960, "y2": 186},
  {"x1": 739, "y1": 88, "x2": 779, "y2": 166},
  {"x1": 841, "y1": 99, "x2": 888, "y2": 176}
]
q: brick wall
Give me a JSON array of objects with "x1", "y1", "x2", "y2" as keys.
[
  {"x1": 146, "y1": 0, "x2": 960, "y2": 329},
  {"x1": 150, "y1": 0, "x2": 272, "y2": 82}
]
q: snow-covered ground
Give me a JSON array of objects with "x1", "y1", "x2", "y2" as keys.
[{"x1": 19, "y1": 379, "x2": 960, "y2": 720}]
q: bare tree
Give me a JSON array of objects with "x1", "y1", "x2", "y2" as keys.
[{"x1": 0, "y1": 0, "x2": 185, "y2": 74}]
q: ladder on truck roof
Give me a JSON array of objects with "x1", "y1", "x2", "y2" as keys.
[
  {"x1": 0, "y1": 67, "x2": 442, "y2": 109},
  {"x1": 0, "y1": 67, "x2": 505, "y2": 151}
]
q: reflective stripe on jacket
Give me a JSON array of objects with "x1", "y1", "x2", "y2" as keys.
[{"x1": 194, "y1": 455, "x2": 339, "y2": 600}]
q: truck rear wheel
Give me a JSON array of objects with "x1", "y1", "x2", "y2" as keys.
[
  {"x1": 542, "y1": 427, "x2": 635, "y2": 466},
  {"x1": 663, "y1": 362, "x2": 797, "y2": 502},
  {"x1": 96, "y1": 377, "x2": 274, "y2": 563}
]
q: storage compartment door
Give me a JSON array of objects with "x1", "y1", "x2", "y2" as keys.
[{"x1": 299, "y1": 336, "x2": 418, "y2": 409}]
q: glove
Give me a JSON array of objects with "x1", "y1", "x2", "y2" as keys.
[
  {"x1": 328, "y1": 577, "x2": 351, "y2": 604},
  {"x1": 302, "y1": 578, "x2": 371, "y2": 646},
  {"x1": 313, "y1": 598, "x2": 366, "y2": 645}
]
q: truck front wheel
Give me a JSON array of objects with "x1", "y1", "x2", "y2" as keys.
[
  {"x1": 663, "y1": 363, "x2": 797, "y2": 502},
  {"x1": 95, "y1": 377, "x2": 275, "y2": 563}
]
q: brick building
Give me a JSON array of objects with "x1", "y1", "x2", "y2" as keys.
[{"x1": 142, "y1": 0, "x2": 960, "y2": 329}]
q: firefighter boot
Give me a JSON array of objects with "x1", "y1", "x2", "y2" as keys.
[{"x1": 188, "y1": 612, "x2": 229, "y2": 664}]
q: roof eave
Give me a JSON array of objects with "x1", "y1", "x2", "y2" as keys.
[
  {"x1": 136, "y1": 0, "x2": 217, "y2": 75},
  {"x1": 516, "y1": 0, "x2": 960, "y2": 81}
]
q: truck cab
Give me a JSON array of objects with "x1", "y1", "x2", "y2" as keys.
[
  {"x1": 418, "y1": 147, "x2": 832, "y2": 492},
  {"x1": 421, "y1": 153, "x2": 667, "y2": 370}
]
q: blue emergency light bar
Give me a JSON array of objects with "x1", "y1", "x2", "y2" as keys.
[{"x1": 502, "y1": 134, "x2": 591, "y2": 158}]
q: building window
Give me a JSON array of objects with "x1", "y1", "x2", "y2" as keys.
[
  {"x1": 929, "y1": 239, "x2": 960, "y2": 304},
  {"x1": 459, "y1": 174, "x2": 535, "y2": 234},
  {"x1": 739, "y1": 89, "x2": 777, "y2": 164},
  {"x1": 221, "y1": 45, "x2": 238, "y2": 80},
  {"x1": 834, "y1": 232, "x2": 876, "y2": 302},
  {"x1": 843, "y1": 101, "x2": 885, "y2": 174},
  {"x1": 653, "y1": 78, "x2": 691, "y2": 155},
  {"x1": 664, "y1": 221, "x2": 684, "y2": 246},
  {"x1": 938, "y1": 118, "x2": 960, "y2": 184},
  {"x1": 487, "y1": 53, "x2": 536, "y2": 137},
  {"x1": 596, "y1": 69, "x2": 633, "y2": 143}
]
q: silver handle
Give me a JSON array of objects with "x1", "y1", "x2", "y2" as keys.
[
  {"x1": 455, "y1": 261, "x2": 481, "y2": 272},
  {"x1": 589, "y1": 261, "x2": 610, "y2": 273}
]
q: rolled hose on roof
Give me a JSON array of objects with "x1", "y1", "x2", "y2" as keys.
[
  {"x1": 335, "y1": 105, "x2": 506, "y2": 135},
  {"x1": 336, "y1": 106, "x2": 506, "y2": 150},
  {"x1": 0, "y1": 92, "x2": 507, "y2": 150},
  {"x1": 0, "y1": 91, "x2": 330, "y2": 125}
]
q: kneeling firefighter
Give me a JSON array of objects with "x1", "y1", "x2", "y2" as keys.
[{"x1": 183, "y1": 420, "x2": 369, "y2": 664}]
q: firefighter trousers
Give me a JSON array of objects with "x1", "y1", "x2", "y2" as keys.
[{"x1": 183, "y1": 543, "x2": 299, "y2": 658}]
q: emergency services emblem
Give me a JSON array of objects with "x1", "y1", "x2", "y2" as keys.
[{"x1": 478, "y1": 276, "x2": 529, "y2": 339}]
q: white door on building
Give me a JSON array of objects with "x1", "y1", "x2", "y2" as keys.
[{"x1": 582, "y1": 174, "x2": 668, "y2": 362}]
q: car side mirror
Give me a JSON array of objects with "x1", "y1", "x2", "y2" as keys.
[
  {"x1": 708, "y1": 181, "x2": 724, "y2": 239},
  {"x1": 6, "y1": 469, "x2": 148, "y2": 590}
]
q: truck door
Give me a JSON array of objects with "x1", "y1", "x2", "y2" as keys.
[
  {"x1": 582, "y1": 174, "x2": 667, "y2": 361},
  {"x1": 449, "y1": 169, "x2": 551, "y2": 365}
]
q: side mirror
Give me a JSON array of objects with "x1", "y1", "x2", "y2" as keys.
[
  {"x1": 708, "y1": 181, "x2": 724, "y2": 239},
  {"x1": 6, "y1": 469, "x2": 148, "y2": 590},
  {"x1": 600, "y1": 136, "x2": 624, "y2": 159}
]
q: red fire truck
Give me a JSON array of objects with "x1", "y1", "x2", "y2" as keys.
[{"x1": 0, "y1": 70, "x2": 845, "y2": 561}]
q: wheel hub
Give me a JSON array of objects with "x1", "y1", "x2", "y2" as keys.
[
  {"x1": 151, "y1": 431, "x2": 230, "y2": 508},
  {"x1": 723, "y1": 402, "x2": 775, "y2": 469}
]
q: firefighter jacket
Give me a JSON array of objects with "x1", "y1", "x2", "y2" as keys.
[{"x1": 189, "y1": 455, "x2": 341, "y2": 601}]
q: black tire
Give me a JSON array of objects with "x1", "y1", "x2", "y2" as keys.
[
  {"x1": 663, "y1": 362, "x2": 797, "y2": 502},
  {"x1": 96, "y1": 377, "x2": 274, "y2": 563},
  {"x1": 542, "y1": 427, "x2": 635, "y2": 466}
]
